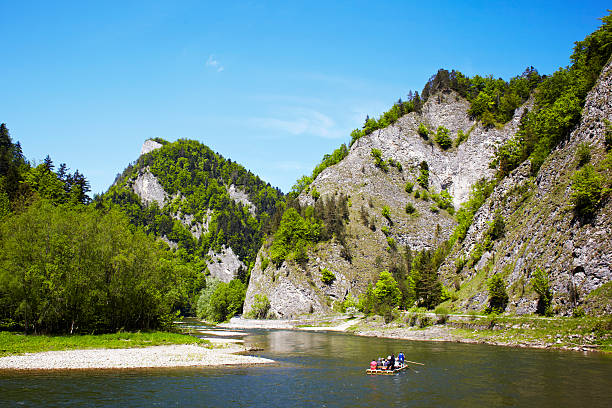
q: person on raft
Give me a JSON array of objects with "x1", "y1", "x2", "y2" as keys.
[
  {"x1": 398, "y1": 352, "x2": 405, "y2": 366},
  {"x1": 370, "y1": 359, "x2": 377, "y2": 370},
  {"x1": 388, "y1": 354, "x2": 395, "y2": 370}
]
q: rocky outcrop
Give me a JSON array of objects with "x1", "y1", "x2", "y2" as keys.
[
  {"x1": 228, "y1": 184, "x2": 256, "y2": 215},
  {"x1": 245, "y1": 90, "x2": 530, "y2": 317},
  {"x1": 207, "y1": 246, "x2": 246, "y2": 283},
  {"x1": 140, "y1": 139, "x2": 163, "y2": 156},
  {"x1": 440, "y1": 60, "x2": 612, "y2": 315},
  {"x1": 132, "y1": 168, "x2": 168, "y2": 207}
]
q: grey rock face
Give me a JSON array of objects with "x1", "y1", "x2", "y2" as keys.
[
  {"x1": 245, "y1": 90, "x2": 530, "y2": 318},
  {"x1": 207, "y1": 246, "x2": 246, "y2": 283},
  {"x1": 441, "y1": 60, "x2": 612, "y2": 315},
  {"x1": 228, "y1": 184, "x2": 256, "y2": 215},
  {"x1": 141, "y1": 140, "x2": 163, "y2": 156},
  {"x1": 132, "y1": 168, "x2": 168, "y2": 207}
]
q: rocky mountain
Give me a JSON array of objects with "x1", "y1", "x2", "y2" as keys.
[
  {"x1": 244, "y1": 52, "x2": 612, "y2": 319},
  {"x1": 439, "y1": 59, "x2": 612, "y2": 316},
  {"x1": 244, "y1": 88, "x2": 532, "y2": 318},
  {"x1": 102, "y1": 138, "x2": 284, "y2": 282}
]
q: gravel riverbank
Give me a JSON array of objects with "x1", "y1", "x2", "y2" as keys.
[{"x1": 0, "y1": 344, "x2": 274, "y2": 370}]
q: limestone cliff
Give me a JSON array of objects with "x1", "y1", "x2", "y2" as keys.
[
  {"x1": 439, "y1": 60, "x2": 612, "y2": 316},
  {"x1": 244, "y1": 90, "x2": 530, "y2": 318}
]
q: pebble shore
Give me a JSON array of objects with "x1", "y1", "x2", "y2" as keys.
[{"x1": 0, "y1": 344, "x2": 274, "y2": 370}]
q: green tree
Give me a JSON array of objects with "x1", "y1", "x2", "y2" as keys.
[
  {"x1": 435, "y1": 126, "x2": 452, "y2": 149},
  {"x1": 373, "y1": 270, "x2": 402, "y2": 307},
  {"x1": 531, "y1": 268, "x2": 553, "y2": 316},
  {"x1": 570, "y1": 164, "x2": 602, "y2": 216},
  {"x1": 487, "y1": 275, "x2": 509, "y2": 313}
]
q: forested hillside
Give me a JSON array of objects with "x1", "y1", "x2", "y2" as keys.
[{"x1": 101, "y1": 138, "x2": 284, "y2": 274}]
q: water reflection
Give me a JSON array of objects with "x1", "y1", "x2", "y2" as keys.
[{"x1": 1, "y1": 327, "x2": 611, "y2": 407}]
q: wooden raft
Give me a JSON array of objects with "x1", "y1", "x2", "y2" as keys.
[{"x1": 366, "y1": 364, "x2": 408, "y2": 375}]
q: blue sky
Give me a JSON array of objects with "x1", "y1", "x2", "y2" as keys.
[{"x1": 0, "y1": 1, "x2": 609, "y2": 194}]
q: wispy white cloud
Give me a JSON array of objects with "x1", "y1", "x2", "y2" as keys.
[
  {"x1": 249, "y1": 108, "x2": 343, "y2": 139},
  {"x1": 273, "y1": 160, "x2": 307, "y2": 171},
  {"x1": 205, "y1": 55, "x2": 224, "y2": 72}
]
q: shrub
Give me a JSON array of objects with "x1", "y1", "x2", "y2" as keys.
[
  {"x1": 371, "y1": 148, "x2": 389, "y2": 172},
  {"x1": 311, "y1": 186, "x2": 321, "y2": 200},
  {"x1": 421, "y1": 190, "x2": 429, "y2": 201},
  {"x1": 405, "y1": 202, "x2": 416, "y2": 214},
  {"x1": 434, "y1": 305, "x2": 449, "y2": 324},
  {"x1": 570, "y1": 164, "x2": 602, "y2": 216},
  {"x1": 386, "y1": 236, "x2": 396, "y2": 250},
  {"x1": 321, "y1": 268, "x2": 336, "y2": 285},
  {"x1": 486, "y1": 211, "x2": 505, "y2": 241},
  {"x1": 419, "y1": 315, "x2": 432, "y2": 328},
  {"x1": 414, "y1": 190, "x2": 421, "y2": 199},
  {"x1": 435, "y1": 126, "x2": 452, "y2": 149},
  {"x1": 572, "y1": 307, "x2": 586, "y2": 318},
  {"x1": 430, "y1": 204, "x2": 439, "y2": 213},
  {"x1": 373, "y1": 270, "x2": 402, "y2": 307},
  {"x1": 487, "y1": 275, "x2": 508, "y2": 313},
  {"x1": 531, "y1": 267, "x2": 553, "y2": 316},
  {"x1": 260, "y1": 257, "x2": 270, "y2": 271},
  {"x1": 417, "y1": 161, "x2": 429, "y2": 189},
  {"x1": 604, "y1": 119, "x2": 612, "y2": 151},
  {"x1": 381, "y1": 205, "x2": 391, "y2": 220},
  {"x1": 455, "y1": 129, "x2": 469, "y2": 146},
  {"x1": 405, "y1": 182, "x2": 414, "y2": 193},
  {"x1": 576, "y1": 143, "x2": 592, "y2": 166},
  {"x1": 247, "y1": 294, "x2": 271, "y2": 319},
  {"x1": 418, "y1": 123, "x2": 429, "y2": 139}
]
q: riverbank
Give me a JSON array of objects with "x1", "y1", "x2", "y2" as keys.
[
  {"x1": 222, "y1": 312, "x2": 611, "y2": 353},
  {"x1": 0, "y1": 331, "x2": 274, "y2": 370}
]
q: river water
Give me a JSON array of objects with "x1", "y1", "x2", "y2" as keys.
[{"x1": 1, "y1": 325, "x2": 611, "y2": 407}]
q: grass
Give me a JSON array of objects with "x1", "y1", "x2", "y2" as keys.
[{"x1": 0, "y1": 331, "x2": 211, "y2": 357}]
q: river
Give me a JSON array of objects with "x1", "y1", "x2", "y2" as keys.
[{"x1": 1, "y1": 324, "x2": 611, "y2": 407}]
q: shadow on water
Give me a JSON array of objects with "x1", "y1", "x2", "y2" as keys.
[{"x1": 1, "y1": 326, "x2": 611, "y2": 407}]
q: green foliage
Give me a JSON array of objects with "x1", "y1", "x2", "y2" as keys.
[
  {"x1": 0, "y1": 200, "x2": 204, "y2": 333},
  {"x1": 371, "y1": 148, "x2": 389, "y2": 172},
  {"x1": 0, "y1": 331, "x2": 207, "y2": 358},
  {"x1": 294, "y1": 144, "x2": 350, "y2": 195},
  {"x1": 417, "y1": 161, "x2": 429, "y2": 189},
  {"x1": 487, "y1": 275, "x2": 509, "y2": 313},
  {"x1": 486, "y1": 211, "x2": 505, "y2": 241},
  {"x1": 570, "y1": 164, "x2": 602, "y2": 216},
  {"x1": 451, "y1": 178, "x2": 496, "y2": 244},
  {"x1": 386, "y1": 236, "x2": 397, "y2": 250},
  {"x1": 455, "y1": 129, "x2": 469, "y2": 147},
  {"x1": 405, "y1": 202, "x2": 416, "y2": 214},
  {"x1": 269, "y1": 208, "x2": 320, "y2": 266},
  {"x1": 311, "y1": 186, "x2": 321, "y2": 201},
  {"x1": 417, "y1": 123, "x2": 429, "y2": 139},
  {"x1": 350, "y1": 95, "x2": 420, "y2": 147},
  {"x1": 435, "y1": 126, "x2": 452, "y2": 149},
  {"x1": 576, "y1": 143, "x2": 592, "y2": 166},
  {"x1": 405, "y1": 181, "x2": 414, "y2": 193},
  {"x1": 414, "y1": 190, "x2": 421, "y2": 199},
  {"x1": 246, "y1": 294, "x2": 271, "y2": 319},
  {"x1": 433, "y1": 190, "x2": 454, "y2": 214},
  {"x1": 531, "y1": 268, "x2": 553, "y2": 316},
  {"x1": 260, "y1": 256, "x2": 270, "y2": 271},
  {"x1": 381, "y1": 225, "x2": 390, "y2": 235},
  {"x1": 604, "y1": 118, "x2": 612, "y2": 151},
  {"x1": 373, "y1": 270, "x2": 402, "y2": 307},
  {"x1": 381, "y1": 205, "x2": 391, "y2": 220},
  {"x1": 434, "y1": 305, "x2": 450, "y2": 324},
  {"x1": 320, "y1": 268, "x2": 336, "y2": 285},
  {"x1": 197, "y1": 278, "x2": 246, "y2": 322},
  {"x1": 105, "y1": 139, "x2": 284, "y2": 268},
  {"x1": 494, "y1": 12, "x2": 612, "y2": 177}
]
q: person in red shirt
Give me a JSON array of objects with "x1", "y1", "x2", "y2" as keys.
[{"x1": 370, "y1": 359, "x2": 377, "y2": 370}]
